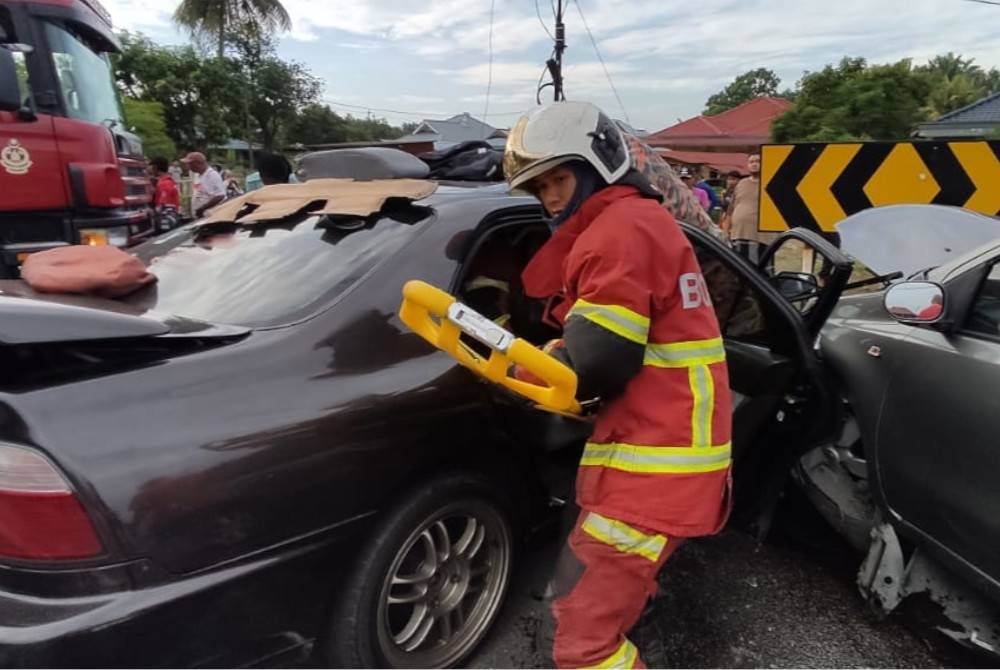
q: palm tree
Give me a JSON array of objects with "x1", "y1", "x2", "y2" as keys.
[
  {"x1": 923, "y1": 73, "x2": 985, "y2": 119},
  {"x1": 924, "y1": 53, "x2": 977, "y2": 81},
  {"x1": 173, "y1": 0, "x2": 291, "y2": 59}
]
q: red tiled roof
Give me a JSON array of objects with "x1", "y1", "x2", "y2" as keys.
[
  {"x1": 655, "y1": 149, "x2": 748, "y2": 175},
  {"x1": 647, "y1": 97, "x2": 792, "y2": 146}
]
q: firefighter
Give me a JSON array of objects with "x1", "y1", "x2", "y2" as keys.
[{"x1": 504, "y1": 101, "x2": 733, "y2": 669}]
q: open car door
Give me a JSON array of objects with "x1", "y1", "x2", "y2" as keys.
[
  {"x1": 431, "y1": 210, "x2": 855, "y2": 531},
  {"x1": 684, "y1": 224, "x2": 852, "y2": 532}
]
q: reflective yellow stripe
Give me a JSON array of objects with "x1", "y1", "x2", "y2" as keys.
[
  {"x1": 689, "y1": 364, "x2": 714, "y2": 448},
  {"x1": 590, "y1": 638, "x2": 639, "y2": 669},
  {"x1": 644, "y1": 336, "x2": 725, "y2": 368},
  {"x1": 581, "y1": 441, "x2": 732, "y2": 474},
  {"x1": 568, "y1": 299, "x2": 650, "y2": 345},
  {"x1": 581, "y1": 512, "x2": 667, "y2": 562}
]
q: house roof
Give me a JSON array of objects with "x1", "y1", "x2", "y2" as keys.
[
  {"x1": 396, "y1": 113, "x2": 506, "y2": 147},
  {"x1": 926, "y1": 91, "x2": 1000, "y2": 125},
  {"x1": 655, "y1": 149, "x2": 748, "y2": 175},
  {"x1": 209, "y1": 138, "x2": 263, "y2": 151},
  {"x1": 647, "y1": 97, "x2": 792, "y2": 147}
]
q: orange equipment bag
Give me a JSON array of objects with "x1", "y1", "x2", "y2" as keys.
[{"x1": 21, "y1": 245, "x2": 157, "y2": 298}]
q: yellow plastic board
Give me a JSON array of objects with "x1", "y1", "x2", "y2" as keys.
[{"x1": 399, "y1": 280, "x2": 581, "y2": 415}]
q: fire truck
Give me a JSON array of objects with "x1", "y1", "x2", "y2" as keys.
[{"x1": 0, "y1": 0, "x2": 153, "y2": 278}]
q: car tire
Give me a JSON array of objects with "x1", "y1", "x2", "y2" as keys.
[{"x1": 323, "y1": 471, "x2": 515, "y2": 669}]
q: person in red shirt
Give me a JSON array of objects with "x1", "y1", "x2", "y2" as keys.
[
  {"x1": 505, "y1": 102, "x2": 732, "y2": 669},
  {"x1": 149, "y1": 156, "x2": 181, "y2": 231},
  {"x1": 150, "y1": 156, "x2": 180, "y2": 210}
]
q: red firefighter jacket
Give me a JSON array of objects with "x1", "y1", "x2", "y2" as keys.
[{"x1": 522, "y1": 185, "x2": 733, "y2": 537}]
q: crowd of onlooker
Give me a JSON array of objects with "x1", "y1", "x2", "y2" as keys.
[
  {"x1": 147, "y1": 146, "x2": 772, "y2": 267},
  {"x1": 148, "y1": 150, "x2": 299, "y2": 230},
  {"x1": 677, "y1": 152, "x2": 775, "y2": 263}
]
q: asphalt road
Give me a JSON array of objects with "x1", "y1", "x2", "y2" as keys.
[{"x1": 469, "y1": 499, "x2": 950, "y2": 669}]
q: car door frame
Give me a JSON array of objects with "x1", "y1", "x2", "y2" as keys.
[
  {"x1": 444, "y1": 210, "x2": 854, "y2": 535},
  {"x1": 757, "y1": 227, "x2": 855, "y2": 337},
  {"x1": 683, "y1": 226, "x2": 851, "y2": 526}
]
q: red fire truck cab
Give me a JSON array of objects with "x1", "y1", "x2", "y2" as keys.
[{"x1": 0, "y1": 0, "x2": 153, "y2": 277}]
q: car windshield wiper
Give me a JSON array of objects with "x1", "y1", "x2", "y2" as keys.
[
  {"x1": 843, "y1": 271, "x2": 903, "y2": 291},
  {"x1": 908, "y1": 266, "x2": 937, "y2": 280}
]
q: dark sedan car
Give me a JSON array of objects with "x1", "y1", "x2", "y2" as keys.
[{"x1": 0, "y1": 173, "x2": 853, "y2": 668}]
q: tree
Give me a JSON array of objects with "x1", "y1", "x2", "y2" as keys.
[
  {"x1": 114, "y1": 31, "x2": 235, "y2": 149},
  {"x1": 172, "y1": 0, "x2": 290, "y2": 59},
  {"x1": 703, "y1": 68, "x2": 782, "y2": 115},
  {"x1": 122, "y1": 98, "x2": 176, "y2": 158},
  {"x1": 771, "y1": 57, "x2": 930, "y2": 142},
  {"x1": 916, "y1": 52, "x2": 1000, "y2": 117},
  {"x1": 922, "y1": 73, "x2": 984, "y2": 119},
  {"x1": 286, "y1": 103, "x2": 350, "y2": 145},
  {"x1": 245, "y1": 57, "x2": 321, "y2": 150},
  {"x1": 223, "y1": 23, "x2": 320, "y2": 151}
]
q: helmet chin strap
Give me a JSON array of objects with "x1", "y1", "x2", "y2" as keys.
[{"x1": 548, "y1": 161, "x2": 607, "y2": 230}]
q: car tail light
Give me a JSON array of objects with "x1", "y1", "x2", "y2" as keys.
[{"x1": 0, "y1": 443, "x2": 103, "y2": 560}]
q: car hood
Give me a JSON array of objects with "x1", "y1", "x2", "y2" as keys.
[{"x1": 835, "y1": 204, "x2": 1000, "y2": 278}]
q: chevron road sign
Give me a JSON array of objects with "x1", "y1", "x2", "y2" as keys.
[{"x1": 760, "y1": 140, "x2": 1000, "y2": 233}]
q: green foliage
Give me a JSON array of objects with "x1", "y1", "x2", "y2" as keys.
[
  {"x1": 285, "y1": 103, "x2": 348, "y2": 144},
  {"x1": 773, "y1": 57, "x2": 931, "y2": 142},
  {"x1": 703, "y1": 68, "x2": 781, "y2": 115},
  {"x1": 114, "y1": 31, "x2": 234, "y2": 149},
  {"x1": 113, "y1": 30, "x2": 434, "y2": 154},
  {"x1": 122, "y1": 97, "x2": 176, "y2": 157},
  {"x1": 771, "y1": 53, "x2": 1000, "y2": 142},
  {"x1": 245, "y1": 57, "x2": 321, "y2": 150},
  {"x1": 283, "y1": 104, "x2": 405, "y2": 146},
  {"x1": 915, "y1": 52, "x2": 1000, "y2": 118},
  {"x1": 172, "y1": 0, "x2": 290, "y2": 58}
]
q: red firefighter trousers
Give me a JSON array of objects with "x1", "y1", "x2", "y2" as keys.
[{"x1": 551, "y1": 509, "x2": 683, "y2": 669}]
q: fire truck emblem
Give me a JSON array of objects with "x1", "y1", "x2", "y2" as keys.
[{"x1": 1, "y1": 139, "x2": 32, "y2": 175}]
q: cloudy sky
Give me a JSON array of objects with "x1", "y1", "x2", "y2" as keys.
[{"x1": 103, "y1": 0, "x2": 1000, "y2": 133}]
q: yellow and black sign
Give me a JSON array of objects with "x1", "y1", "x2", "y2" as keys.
[{"x1": 760, "y1": 140, "x2": 1000, "y2": 233}]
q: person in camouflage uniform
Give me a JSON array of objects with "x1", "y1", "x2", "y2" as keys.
[{"x1": 623, "y1": 133, "x2": 727, "y2": 243}]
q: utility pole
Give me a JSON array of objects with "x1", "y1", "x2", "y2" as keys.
[
  {"x1": 243, "y1": 74, "x2": 255, "y2": 169},
  {"x1": 547, "y1": 0, "x2": 566, "y2": 101}
]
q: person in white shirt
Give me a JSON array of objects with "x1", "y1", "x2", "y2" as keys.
[{"x1": 181, "y1": 151, "x2": 227, "y2": 218}]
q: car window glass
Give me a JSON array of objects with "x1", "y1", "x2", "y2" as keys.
[
  {"x1": 456, "y1": 220, "x2": 559, "y2": 346},
  {"x1": 0, "y1": 9, "x2": 30, "y2": 103},
  {"x1": 126, "y1": 215, "x2": 416, "y2": 327},
  {"x1": 43, "y1": 20, "x2": 123, "y2": 125},
  {"x1": 964, "y1": 262, "x2": 1000, "y2": 339},
  {"x1": 692, "y1": 243, "x2": 774, "y2": 348},
  {"x1": 764, "y1": 237, "x2": 835, "y2": 316}
]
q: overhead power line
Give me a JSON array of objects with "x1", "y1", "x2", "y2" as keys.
[
  {"x1": 483, "y1": 0, "x2": 496, "y2": 136},
  {"x1": 573, "y1": 0, "x2": 631, "y2": 126},
  {"x1": 535, "y1": 0, "x2": 555, "y2": 40},
  {"x1": 324, "y1": 99, "x2": 527, "y2": 119}
]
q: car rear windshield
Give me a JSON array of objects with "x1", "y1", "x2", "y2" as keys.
[{"x1": 128, "y1": 215, "x2": 418, "y2": 327}]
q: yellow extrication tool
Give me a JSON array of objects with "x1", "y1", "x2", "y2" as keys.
[{"x1": 399, "y1": 280, "x2": 582, "y2": 415}]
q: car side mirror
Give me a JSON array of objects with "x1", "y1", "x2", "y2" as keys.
[
  {"x1": 884, "y1": 281, "x2": 945, "y2": 324},
  {"x1": 771, "y1": 271, "x2": 819, "y2": 302},
  {"x1": 0, "y1": 48, "x2": 21, "y2": 112}
]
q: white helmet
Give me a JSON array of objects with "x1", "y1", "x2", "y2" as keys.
[{"x1": 504, "y1": 101, "x2": 631, "y2": 191}]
